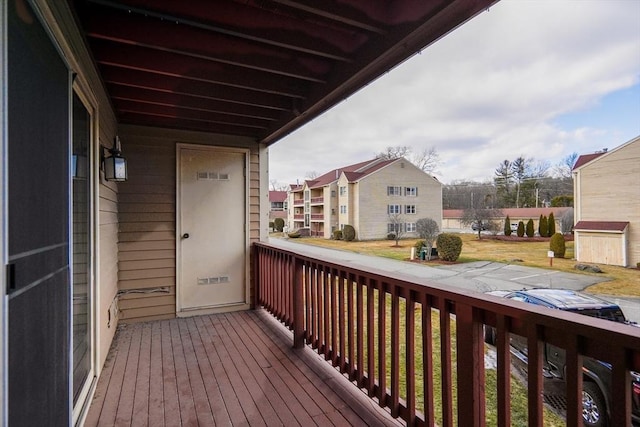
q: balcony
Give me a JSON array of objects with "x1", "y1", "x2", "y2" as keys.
[
  {"x1": 311, "y1": 214, "x2": 324, "y2": 221},
  {"x1": 87, "y1": 241, "x2": 640, "y2": 427},
  {"x1": 294, "y1": 214, "x2": 304, "y2": 220},
  {"x1": 310, "y1": 197, "x2": 324, "y2": 205}
]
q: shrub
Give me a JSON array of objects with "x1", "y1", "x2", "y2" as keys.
[
  {"x1": 269, "y1": 221, "x2": 275, "y2": 230},
  {"x1": 274, "y1": 217, "x2": 285, "y2": 232},
  {"x1": 333, "y1": 229, "x2": 343, "y2": 240},
  {"x1": 343, "y1": 224, "x2": 356, "y2": 241},
  {"x1": 504, "y1": 216, "x2": 512, "y2": 236},
  {"x1": 548, "y1": 212, "x2": 556, "y2": 236},
  {"x1": 386, "y1": 232, "x2": 396, "y2": 240},
  {"x1": 414, "y1": 240, "x2": 426, "y2": 251},
  {"x1": 550, "y1": 233, "x2": 566, "y2": 258},
  {"x1": 538, "y1": 215, "x2": 547, "y2": 237},
  {"x1": 526, "y1": 219, "x2": 534, "y2": 237},
  {"x1": 517, "y1": 221, "x2": 525, "y2": 237},
  {"x1": 436, "y1": 233, "x2": 462, "y2": 262}
]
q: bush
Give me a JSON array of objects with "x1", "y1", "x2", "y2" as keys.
[
  {"x1": 504, "y1": 216, "x2": 512, "y2": 236},
  {"x1": 550, "y1": 233, "x2": 566, "y2": 258},
  {"x1": 274, "y1": 217, "x2": 285, "y2": 232},
  {"x1": 343, "y1": 224, "x2": 356, "y2": 241},
  {"x1": 414, "y1": 240, "x2": 426, "y2": 251},
  {"x1": 333, "y1": 229, "x2": 343, "y2": 240},
  {"x1": 269, "y1": 221, "x2": 275, "y2": 230},
  {"x1": 386, "y1": 232, "x2": 397, "y2": 240},
  {"x1": 436, "y1": 233, "x2": 462, "y2": 262},
  {"x1": 548, "y1": 212, "x2": 556, "y2": 236},
  {"x1": 516, "y1": 221, "x2": 525, "y2": 237},
  {"x1": 526, "y1": 219, "x2": 534, "y2": 237}
]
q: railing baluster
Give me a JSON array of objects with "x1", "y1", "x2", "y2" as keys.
[
  {"x1": 496, "y1": 314, "x2": 511, "y2": 427},
  {"x1": 421, "y1": 293, "x2": 434, "y2": 426},
  {"x1": 565, "y1": 335, "x2": 583, "y2": 427},
  {"x1": 611, "y1": 347, "x2": 632, "y2": 427},
  {"x1": 378, "y1": 282, "x2": 387, "y2": 407},
  {"x1": 338, "y1": 270, "x2": 346, "y2": 372},
  {"x1": 391, "y1": 284, "x2": 400, "y2": 418},
  {"x1": 440, "y1": 299, "x2": 453, "y2": 427},
  {"x1": 527, "y1": 324, "x2": 544, "y2": 427},
  {"x1": 367, "y1": 278, "x2": 375, "y2": 397},
  {"x1": 357, "y1": 275, "x2": 365, "y2": 387},
  {"x1": 331, "y1": 268, "x2": 338, "y2": 366},
  {"x1": 406, "y1": 289, "x2": 416, "y2": 425},
  {"x1": 292, "y1": 256, "x2": 304, "y2": 349},
  {"x1": 323, "y1": 265, "x2": 330, "y2": 359},
  {"x1": 311, "y1": 263, "x2": 318, "y2": 349},
  {"x1": 347, "y1": 273, "x2": 355, "y2": 381},
  {"x1": 305, "y1": 262, "x2": 311, "y2": 342}
]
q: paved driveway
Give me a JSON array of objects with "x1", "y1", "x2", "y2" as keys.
[{"x1": 269, "y1": 238, "x2": 640, "y2": 322}]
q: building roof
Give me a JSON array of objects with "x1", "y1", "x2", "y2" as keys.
[
  {"x1": 269, "y1": 191, "x2": 287, "y2": 203},
  {"x1": 573, "y1": 153, "x2": 606, "y2": 170},
  {"x1": 574, "y1": 221, "x2": 629, "y2": 232},
  {"x1": 307, "y1": 158, "x2": 390, "y2": 188}
]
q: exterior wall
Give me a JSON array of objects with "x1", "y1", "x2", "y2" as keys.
[
  {"x1": 337, "y1": 175, "x2": 350, "y2": 230},
  {"x1": 575, "y1": 231, "x2": 627, "y2": 266},
  {"x1": 118, "y1": 125, "x2": 261, "y2": 322},
  {"x1": 574, "y1": 138, "x2": 640, "y2": 266},
  {"x1": 356, "y1": 161, "x2": 442, "y2": 240}
]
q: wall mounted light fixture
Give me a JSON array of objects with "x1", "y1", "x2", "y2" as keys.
[{"x1": 102, "y1": 136, "x2": 128, "y2": 182}]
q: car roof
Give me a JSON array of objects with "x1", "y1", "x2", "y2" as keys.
[{"x1": 510, "y1": 289, "x2": 621, "y2": 310}]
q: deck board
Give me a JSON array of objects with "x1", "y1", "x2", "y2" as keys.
[{"x1": 85, "y1": 309, "x2": 403, "y2": 426}]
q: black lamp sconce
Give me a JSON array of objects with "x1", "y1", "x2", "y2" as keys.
[{"x1": 101, "y1": 136, "x2": 128, "y2": 182}]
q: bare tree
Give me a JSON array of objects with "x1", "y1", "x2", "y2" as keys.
[
  {"x1": 375, "y1": 145, "x2": 441, "y2": 174},
  {"x1": 387, "y1": 213, "x2": 406, "y2": 246},
  {"x1": 461, "y1": 207, "x2": 504, "y2": 240},
  {"x1": 560, "y1": 207, "x2": 574, "y2": 234},
  {"x1": 415, "y1": 218, "x2": 439, "y2": 260},
  {"x1": 269, "y1": 179, "x2": 289, "y2": 191},
  {"x1": 553, "y1": 152, "x2": 579, "y2": 179},
  {"x1": 305, "y1": 170, "x2": 319, "y2": 180}
]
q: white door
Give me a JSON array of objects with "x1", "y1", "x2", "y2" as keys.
[{"x1": 177, "y1": 145, "x2": 248, "y2": 313}]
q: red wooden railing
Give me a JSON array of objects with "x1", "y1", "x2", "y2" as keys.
[
  {"x1": 293, "y1": 199, "x2": 304, "y2": 206},
  {"x1": 253, "y1": 241, "x2": 640, "y2": 427},
  {"x1": 310, "y1": 214, "x2": 323, "y2": 220},
  {"x1": 310, "y1": 196, "x2": 324, "y2": 204}
]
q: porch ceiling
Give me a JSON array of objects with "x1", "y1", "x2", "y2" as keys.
[{"x1": 72, "y1": 0, "x2": 495, "y2": 145}]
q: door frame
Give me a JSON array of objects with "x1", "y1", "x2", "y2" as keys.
[
  {"x1": 175, "y1": 143, "x2": 251, "y2": 316},
  {"x1": 70, "y1": 83, "x2": 98, "y2": 426}
]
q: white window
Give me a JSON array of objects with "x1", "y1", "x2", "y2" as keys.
[
  {"x1": 405, "y1": 187, "x2": 418, "y2": 196},
  {"x1": 339, "y1": 186, "x2": 346, "y2": 196},
  {"x1": 388, "y1": 223, "x2": 403, "y2": 233},
  {"x1": 387, "y1": 186, "x2": 401, "y2": 196},
  {"x1": 405, "y1": 205, "x2": 416, "y2": 214},
  {"x1": 304, "y1": 190, "x2": 310, "y2": 200},
  {"x1": 340, "y1": 205, "x2": 347, "y2": 214},
  {"x1": 406, "y1": 223, "x2": 416, "y2": 232},
  {"x1": 388, "y1": 204, "x2": 400, "y2": 214},
  {"x1": 331, "y1": 190, "x2": 336, "y2": 197}
]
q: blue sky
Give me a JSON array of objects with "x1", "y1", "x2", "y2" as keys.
[{"x1": 269, "y1": 0, "x2": 640, "y2": 186}]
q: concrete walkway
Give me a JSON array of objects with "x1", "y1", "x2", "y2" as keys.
[{"x1": 268, "y1": 238, "x2": 640, "y2": 323}]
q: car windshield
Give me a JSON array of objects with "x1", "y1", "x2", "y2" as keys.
[{"x1": 569, "y1": 307, "x2": 627, "y2": 323}]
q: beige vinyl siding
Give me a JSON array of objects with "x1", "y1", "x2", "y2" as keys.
[
  {"x1": 356, "y1": 161, "x2": 442, "y2": 240},
  {"x1": 118, "y1": 125, "x2": 261, "y2": 322},
  {"x1": 575, "y1": 138, "x2": 640, "y2": 266}
]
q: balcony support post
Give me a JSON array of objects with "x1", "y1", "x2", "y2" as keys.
[
  {"x1": 292, "y1": 256, "x2": 305, "y2": 349},
  {"x1": 455, "y1": 302, "x2": 485, "y2": 427}
]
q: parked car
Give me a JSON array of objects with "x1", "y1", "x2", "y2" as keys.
[
  {"x1": 484, "y1": 288, "x2": 640, "y2": 427},
  {"x1": 471, "y1": 221, "x2": 488, "y2": 231}
]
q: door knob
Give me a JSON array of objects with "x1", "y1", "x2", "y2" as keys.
[{"x1": 182, "y1": 233, "x2": 190, "y2": 239}]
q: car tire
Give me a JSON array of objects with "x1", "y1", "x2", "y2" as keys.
[
  {"x1": 483, "y1": 326, "x2": 496, "y2": 345},
  {"x1": 582, "y1": 381, "x2": 607, "y2": 427}
]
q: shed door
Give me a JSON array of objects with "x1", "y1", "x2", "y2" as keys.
[
  {"x1": 177, "y1": 146, "x2": 248, "y2": 312},
  {"x1": 7, "y1": 1, "x2": 71, "y2": 425}
]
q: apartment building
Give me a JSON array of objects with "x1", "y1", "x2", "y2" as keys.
[{"x1": 288, "y1": 158, "x2": 442, "y2": 239}]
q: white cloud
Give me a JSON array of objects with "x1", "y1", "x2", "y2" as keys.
[{"x1": 270, "y1": 0, "x2": 640, "y2": 185}]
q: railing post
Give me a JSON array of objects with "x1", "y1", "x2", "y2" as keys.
[
  {"x1": 292, "y1": 256, "x2": 305, "y2": 349},
  {"x1": 456, "y1": 302, "x2": 485, "y2": 427}
]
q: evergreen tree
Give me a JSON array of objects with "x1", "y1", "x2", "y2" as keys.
[
  {"x1": 526, "y1": 219, "x2": 535, "y2": 237},
  {"x1": 504, "y1": 215, "x2": 512, "y2": 236},
  {"x1": 548, "y1": 212, "x2": 556, "y2": 236},
  {"x1": 539, "y1": 215, "x2": 548, "y2": 237},
  {"x1": 517, "y1": 221, "x2": 525, "y2": 237}
]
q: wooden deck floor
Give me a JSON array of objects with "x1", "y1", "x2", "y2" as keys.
[{"x1": 85, "y1": 309, "x2": 403, "y2": 426}]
